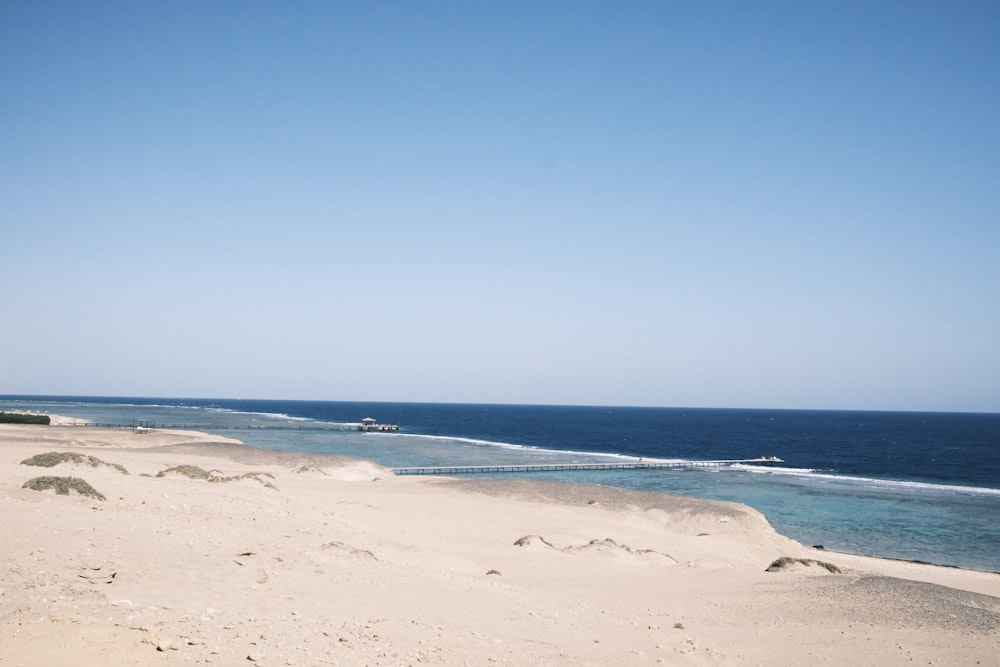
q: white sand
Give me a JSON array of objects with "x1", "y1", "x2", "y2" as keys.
[{"x1": 2, "y1": 423, "x2": 998, "y2": 666}]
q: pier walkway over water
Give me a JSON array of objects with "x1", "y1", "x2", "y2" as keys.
[{"x1": 390, "y1": 458, "x2": 781, "y2": 475}]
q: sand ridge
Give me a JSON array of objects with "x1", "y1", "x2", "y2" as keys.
[{"x1": 2, "y1": 423, "x2": 999, "y2": 665}]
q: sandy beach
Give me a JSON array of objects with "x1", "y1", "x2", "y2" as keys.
[{"x1": 1, "y1": 422, "x2": 998, "y2": 666}]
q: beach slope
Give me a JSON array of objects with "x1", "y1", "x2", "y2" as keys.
[{"x1": 2, "y1": 424, "x2": 998, "y2": 665}]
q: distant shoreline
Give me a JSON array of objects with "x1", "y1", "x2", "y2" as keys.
[{"x1": 2, "y1": 393, "x2": 999, "y2": 417}]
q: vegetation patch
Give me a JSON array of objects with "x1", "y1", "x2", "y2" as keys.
[
  {"x1": 156, "y1": 465, "x2": 277, "y2": 489},
  {"x1": 514, "y1": 534, "x2": 677, "y2": 561},
  {"x1": 766, "y1": 556, "x2": 842, "y2": 574},
  {"x1": 21, "y1": 452, "x2": 128, "y2": 474},
  {"x1": 23, "y1": 476, "x2": 106, "y2": 500},
  {"x1": 0, "y1": 412, "x2": 50, "y2": 425},
  {"x1": 225, "y1": 472, "x2": 278, "y2": 489},
  {"x1": 292, "y1": 464, "x2": 328, "y2": 475},
  {"x1": 514, "y1": 534, "x2": 556, "y2": 548},
  {"x1": 156, "y1": 464, "x2": 218, "y2": 481}
]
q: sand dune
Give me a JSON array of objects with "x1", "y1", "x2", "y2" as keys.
[{"x1": 2, "y1": 423, "x2": 998, "y2": 665}]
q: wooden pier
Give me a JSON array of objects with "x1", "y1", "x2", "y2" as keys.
[{"x1": 390, "y1": 458, "x2": 781, "y2": 476}]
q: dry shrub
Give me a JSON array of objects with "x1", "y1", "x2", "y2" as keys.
[
  {"x1": 156, "y1": 465, "x2": 276, "y2": 489},
  {"x1": 21, "y1": 452, "x2": 128, "y2": 474},
  {"x1": 156, "y1": 464, "x2": 217, "y2": 481},
  {"x1": 23, "y1": 476, "x2": 106, "y2": 500},
  {"x1": 766, "y1": 556, "x2": 842, "y2": 574},
  {"x1": 514, "y1": 534, "x2": 556, "y2": 548}
]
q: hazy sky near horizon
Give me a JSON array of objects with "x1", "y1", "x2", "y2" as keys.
[{"x1": 2, "y1": 1, "x2": 998, "y2": 412}]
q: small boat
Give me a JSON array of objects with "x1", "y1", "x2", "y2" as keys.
[{"x1": 357, "y1": 418, "x2": 399, "y2": 432}]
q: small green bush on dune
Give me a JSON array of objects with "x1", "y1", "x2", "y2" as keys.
[
  {"x1": 156, "y1": 464, "x2": 277, "y2": 489},
  {"x1": 22, "y1": 476, "x2": 106, "y2": 500},
  {"x1": 0, "y1": 412, "x2": 50, "y2": 425},
  {"x1": 156, "y1": 464, "x2": 217, "y2": 481},
  {"x1": 766, "y1": 556, "x2": 842, "y2": 574},
  {"x1": 21, "y1": 452, "x2": 128, "y2": 474}
]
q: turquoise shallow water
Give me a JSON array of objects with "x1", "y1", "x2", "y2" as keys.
[{"x1": 4, "y1": 396, "x2": 999, "y2": 572}]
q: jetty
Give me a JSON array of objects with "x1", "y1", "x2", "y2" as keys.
[
  {"x1": 358, "y1": 417, "x2": 399, "y2": 432},
  {"x1": 390, "y1": 457, "x2": 782, "y2": 476}
]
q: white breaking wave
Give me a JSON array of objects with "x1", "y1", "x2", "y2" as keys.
[
  {"x1": 382, "y1": 432, "x2": 695, "y2": 465},
  {"x1": 733, "y1": 464, "x2": 1000, "y2": 496}
]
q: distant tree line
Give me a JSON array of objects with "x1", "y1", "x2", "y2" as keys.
[{"x1": 0, "y1": 412, "x2": 51, "y2": 425}]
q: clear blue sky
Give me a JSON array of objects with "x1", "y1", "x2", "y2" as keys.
[{"x1": 2, "y1": 1, "x2": 998, "y2": 411}]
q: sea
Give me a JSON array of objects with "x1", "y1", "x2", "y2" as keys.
[{"x1": 3, "y1": 395, "x2": 999, "y2": 573}]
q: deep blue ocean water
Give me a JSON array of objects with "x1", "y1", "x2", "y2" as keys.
[{"x1": 3, "y1": 395, "x2": 999, "y2": 572}]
